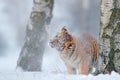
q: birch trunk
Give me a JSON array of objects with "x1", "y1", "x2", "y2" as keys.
[
  {"x1": 99, "y1": 0, "x2": 120, "y2": 74},
  {"x1": 16, "y1": 0, "x2": 54, "y2": 71}
]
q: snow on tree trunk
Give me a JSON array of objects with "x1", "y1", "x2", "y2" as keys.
[
  {"x1": 16, "y1": 0, "x2": 54, "y2": 71},
  {"x1": 99, "y1": 0, "x2": 120, "y2": 74}
]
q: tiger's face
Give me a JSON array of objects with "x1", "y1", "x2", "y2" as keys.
[{"x1": 49, "y1": 28, "x2": 72, "y2": 51}]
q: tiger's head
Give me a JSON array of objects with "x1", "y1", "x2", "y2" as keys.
[{"x1": 49, "y1": 27, "x2": 73, "y2": 52}]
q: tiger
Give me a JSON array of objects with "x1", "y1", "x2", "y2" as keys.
[{"x1": 49, "y1": 27, "x2": 99, "y2": 75}]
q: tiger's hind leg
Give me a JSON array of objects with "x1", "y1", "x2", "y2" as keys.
[{"x1": 79, "y1": 60, "x2": 89, "y2": 75}]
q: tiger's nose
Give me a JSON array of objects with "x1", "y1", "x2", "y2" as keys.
[
  {"x1": 49, "y1": 39, "x2": 53, "y2": 44},
  {"x1": 49, "y1": 39, "x2": 54, "y2": 48}
]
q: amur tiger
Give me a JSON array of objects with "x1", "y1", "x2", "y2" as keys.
[{"x1": 49, "y1": 27, "x2": 99, "y2": 75}]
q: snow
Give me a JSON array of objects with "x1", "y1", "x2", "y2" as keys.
[
  {"x1": 42, "y1": 45, "x2": 67, "y2": 73},
  {"x1": 0, "y1": 71, "x2": 120, "y2": 80}
]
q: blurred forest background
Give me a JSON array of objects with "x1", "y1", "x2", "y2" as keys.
[{"x1": 0, "y1": 0, "x2": 100, "y2": 72}]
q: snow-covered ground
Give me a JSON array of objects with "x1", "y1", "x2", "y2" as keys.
[{"x1": 0, "y1": 71, "x2": 120, "y2": 80}]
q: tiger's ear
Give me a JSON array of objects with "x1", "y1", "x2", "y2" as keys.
[{"x1": 61, "y1": 27, "x2": 68, "y2": 33}]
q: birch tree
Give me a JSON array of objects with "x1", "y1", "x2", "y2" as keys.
[
  {"x1": 17, "y1": 0, "x2": 54, "y2": 71},
  {"x1": 99, "y1": 0, "x2": 120, "y2": 74}
]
